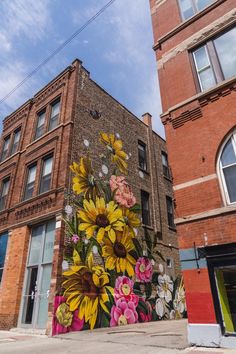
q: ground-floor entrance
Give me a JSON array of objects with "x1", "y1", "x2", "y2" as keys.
[{"x1": 18, "y1": 220, "x2": 55, "y2": 330}]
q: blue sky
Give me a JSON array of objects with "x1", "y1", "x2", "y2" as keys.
[{"x1": 0, "y1": 0, "x2": 164, "y2": 136}]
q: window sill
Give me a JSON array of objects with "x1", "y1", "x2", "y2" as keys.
[
  {"x1": 142, "y1": 224, "x2": 153, "y2": 231},
  {"x1": 163, "y1": 174, "x2": 172, "y2": 183},
  {"x1": 138, "y1": 168, "x2": 149, "y2": 175},
  {"x1": 168, "y1": 226, "x2": 177, "y2": 232}
]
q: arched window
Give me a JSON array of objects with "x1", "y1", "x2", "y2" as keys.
[{"x1": 219, "y1": 133, "x2": 236, "y2": 204}]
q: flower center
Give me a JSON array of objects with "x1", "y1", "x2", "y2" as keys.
[
  {"x1": 121, "y1": 284, "x2": 131, "y2": 295},
  {"x1": 114, "y1": 242, "x2": 127, "y2": 258},
  {"x1": 139, "y1": 264, "x2": 146, "y2": 273},
  {"x1": 118, "y1": 314, "x2": 128, "y2": 326},
  {"x1": 56, "y1": 303, "x2": 73, "y2": 327},
  {"x1": 96, "y1": 214, "x2": 109, "y2": 227},
  {"x1": 81, "y1": 272, "x2": 99, "y2": 299}
]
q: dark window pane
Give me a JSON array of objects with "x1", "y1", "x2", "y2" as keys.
[
  {"x1": 39, "y1": 157, "x2": 53, "y2": 194},
  {"x1": 138, "y1": 142, "x2": 147, "y2": 171},
  {"x1": 0, "y1": 232, "x2": 8, "y2": 282},
  {"x1": 49, "y1": 100, "x2": 60, "y2": 131},
  {"x1": 1, "y1": 137, "x2": 10, "y2": 161},
  {"x1": 166, "y1": 196, "x2": 175, "y2": 228},
  {"x1": 179, "y1": 0, "x2": 195, "y2": 20},
  {"x1": 214, "y1": 28, "x2": 236, "y2": 80},
  {"x1": 223, "y1": 165, "x2": 236, "y2": 203},
  {"x1": 221, "y1": 139, "x2": 236, "y2": 167},
  {"x1": 162, "y1": 152, "x2": 171, "y2": 179},
  {"x1": 11, "y1": 129, "x2": 21, "y2": 155},
  {"x1": 141, "y1": 190, "x2": 150, "y2": 225},
  {"x1": 35, "y1": 110, "x2": 46, "y2": 140},
  {"x1": 0, "y1": 179, "x2": 10, "y2": 211},
  {"x1": 24, "y1": 165, "x2": 37, "y2": 200}
]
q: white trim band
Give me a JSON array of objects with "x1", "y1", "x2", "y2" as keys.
[{"x1": 173, "y1": 174, "x2": 217, "y2": 191}]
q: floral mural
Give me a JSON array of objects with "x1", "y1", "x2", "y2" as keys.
[{"x1": 52, "y1": 132, "x2": 187, "y2": 335}]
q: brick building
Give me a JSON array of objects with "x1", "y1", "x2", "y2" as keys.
[
  {"x1": 0, "y1": 59, "x2": 179, "y2": 332},
  {"x1": 150, "y1": 0, "x2": 236, "y2": 348}
]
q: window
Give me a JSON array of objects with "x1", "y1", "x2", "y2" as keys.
[
  {"x1": 166, "y1": 258, "x2": 173, "y2": 268},
  {"x1": 39, "y1": 156, "x2": 53, "y2": 194},
  {"x1": 1, "y1": 136, "x2": 10, "y2": 162},
  {"x1": 166, "y1": 196, "x2": 175, "y2": 229},
  {"x1": 35, "y1": 110, "x2": 46, "y2": 140},
  {"x1": 0, "y1": 178, "x2": 10, "y2": 211},
  {"x1": 48, "y1": 99, "x2": 60, "y2": 131},
  {"x1": 24, "y1": 164, "x2": 37, "y2": 200},
  {"x1": 179, "y1": 0, "x2": 215, "y2": 21},
  {"x1": 0, "y1": 232, "x2": 8, "y2": 283},
  {"x1": 162, "y1": 152, "x2": 171, "y2": 179},
  {"x1": 138, "y1": 141, "x2": 147, "y2": 171},
  {"x1": 10, "y1": 128, "x2": 21, "y2": 155},
  {"x1": 192, "y1": 27, "x2": 236, "y2": 92},
  {"x1": 219, "y1": 133, "x2": 236, "y2": 204},
  {"x1": 141, "y1": 190, "x2": 150, "y2": 225}
]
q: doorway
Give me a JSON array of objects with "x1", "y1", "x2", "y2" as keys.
[{"x1": 19, "y1": 220, "x2": 55, "y2": 329}]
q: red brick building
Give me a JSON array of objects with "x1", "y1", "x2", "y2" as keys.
[
  {"x1": 0, "y1": 59, "x2": 179, "y2": 333},
  {"x1": 150, "y1": 0, "x2": 236, "y2": 348}
]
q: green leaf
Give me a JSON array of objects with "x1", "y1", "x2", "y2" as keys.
[
  {"x1": 137, "y1": 299, "x2": 148, "y2": 315},
  {"x1": 145, "y1": 282, "x2": 152, "y2": 299},
  {"x1": 155, "y1": 249, "x2": 165, "y2": 262},
  {"x1": 152, "y1": 272, "x2": 159, "y2": 285},
  {"x1": 144, "y1": 228, "x2": 152, "y2": 252},
  {"x1": 133, "y1": 238, "x2": 143, "y2": 258},
  {"x1": 130, "y1": 203, "x2": 141, "y2": 213}
]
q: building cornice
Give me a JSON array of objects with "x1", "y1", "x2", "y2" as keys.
[{"x1": 153, "y1": 0, "x2": 226, "y2": 51}]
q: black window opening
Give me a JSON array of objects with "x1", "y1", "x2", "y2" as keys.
[
  {"x1": 39, "y1": 156, "x2": 53, "y2": 194},
  {"x1": 192, "y1": 27, "x2": 236, "y2": 92},
  {"x1": 10, "y1": 128, "x2": 21, "y2": 155},
  {"x1": 0, "y1": 232, "x2": 8, "y2": 283},
  {"x1": 35, "y1": 110, "x2": 46, "y2": 140},
  {"x1": 48, "y1": 99, "x2": 60, "y2": 131},
  {"x1": 138, "y1": 141, "x2": 147, "y2": 171},
  {"x1": 166, "y1": 196, "x2": 175, "y2": 229},
  {"x1": 24, "y1": 164, "x2": 37, "y2": 201},
  {"x1": 162, "y1": 151, "x2": 171, "y2": 179},
  {"x1": 0, "y1": 178, "x2": 10, "y2": 211},
  {"x1": 179, "y1": 0, "x2": 215, "y2": 21},
  {"x1": 1, "y1": 136, "x2": 10, "y2": 162},
  {"x1": 141, "y1": 190, "x2": 151, "y2": 226}
]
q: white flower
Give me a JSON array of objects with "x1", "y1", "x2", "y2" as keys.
[
  {"x1": 157, "y1": 274, "x2": 173, "y2": 303},
  {"x1": 133, "y1": 228, "x2": 138, "y2": 236},
  {"x1": 83, "y1": 139, "x2": 90, "y2": 147},
  {"x1": 170, "y1": 310, "x2": 176, "y2": 320},
  {"x1": 129, "y1": 152, "x2": 132, "y2": 157},
  {"x1": 126, "y1": 155, "x2": 129, "y2": 160},
  {"x1": 151, "y1": 259, "x2": 155, "y2": 266},
  {"x1": 115, "y1": 133, "x2": 120, "y2": 139},
  {"x1": 102, "y1": 164, "x2": 108, "y2": 175},
  {"x1": 174, "y1": 286, "x2": 186, "y2": 313},
  {"x1": 65, "y1": 205, "x2": 73, "y2": 216},
  {"x1": 62, "y1": 260, "x2": 69, "y2": 271},
  {"x1": 84, "y1": 239, "x2": 89, "y2": 245},
  {"x1": 99, "y1": 172, "x2": 103, "y2": 178},
  {"x1": 155, "y1": 298, "x2": 165, "y2": 318},
  {"x1": 92, "y1": 245, "x2": 98, "y2": 254}
]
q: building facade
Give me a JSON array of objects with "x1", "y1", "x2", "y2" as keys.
[
  {"x1": 150, "y1": 0, "x2": 236, "y2": 348},
  {"x1": 0, "y1": 59, "x2": 179, "y2": 332}
]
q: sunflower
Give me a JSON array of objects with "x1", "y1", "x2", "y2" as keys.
[
  {"x1": 100, "y1": 132, "x2": 128, "y2": 174},
  {"x1": 70, "y1": 157, "x2": 98, "y2": 199},
  {"x1": 122, "y1": 208, "x2": 141, "y2": 237},
  {"x1": 102, "y1": 227, "x2": 136, "y2": 276},
  {"x1": 78, "y1": 197, "x2": 124, "y2": 243},
  {"x1": 63, "y1": 251, "x2": 113, "y2": 329}
]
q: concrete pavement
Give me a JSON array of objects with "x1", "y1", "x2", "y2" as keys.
[{"x1": 0, "y1": 320, "x2": 236, "y2": 354}]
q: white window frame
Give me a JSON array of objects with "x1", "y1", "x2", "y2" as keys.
[{"x1": 217, "y1": 131, "x2": 236, "y2": 206}]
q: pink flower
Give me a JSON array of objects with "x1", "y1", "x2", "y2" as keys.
[
  {"x1": 72, "y1": 234, "x2": 80, "y2": 244},
  {"x1": 138, "y1": 298, "x2": 152, "y2": 322},
  {"x1": 52, "y1": 296, "x2": 84, "y2": 335},
  {"x1": 109, "y1": 175, "x2": 136, "y2": 208},
  {"x1": 114, "y1": 276, "x2": 139, "y2": 306},
  {"x1": 135, "y1": 257, "x2": 153, "y2": 283},
  {"x1": 110, "y1": 298, "x2": 138, "y2": 327}
]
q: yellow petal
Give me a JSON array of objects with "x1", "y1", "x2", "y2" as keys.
[
  {"x1": 108, "y1": 228, "x2": 116, "y2": 243},
  {"x1": 97, "y1": 227, "x2": 105, "y2": 243}
]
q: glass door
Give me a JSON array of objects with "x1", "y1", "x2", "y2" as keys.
[
  {"x1": 20, "y1": 220, "x2": 55, "y2": 329},
  {"x1": 215, "y1": 266, "x2": 236, "y2": 334}
]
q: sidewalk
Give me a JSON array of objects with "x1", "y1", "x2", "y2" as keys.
[{"x1": 0, "y1": 320, "x2": 236, "y2": 354}]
